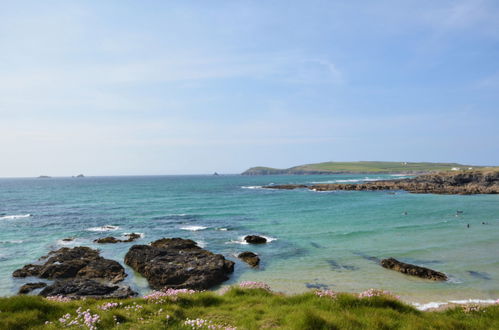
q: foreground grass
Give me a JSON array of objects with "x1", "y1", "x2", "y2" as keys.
[{"x1": 0, "y1": 289, "x2": 498, "y2": 329}]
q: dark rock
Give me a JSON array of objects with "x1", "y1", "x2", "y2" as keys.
[
  {"x1": 124, "y1": 238, "x2": 235, "y2": 290},
  {"x1": 380, "y1": 258, "x2": 448, "y2": 281},
  {"x1": 244, "y1": 235, "x2": 267, "y2": 244},
  {"x1": 238, "y1": 251, "x2": 260, "y2": 267},
  {"x1": 19, "y1": 282, "x2": 47, "y2": 294},
  {"x1": 13, "y1": 246, "x2": 126, "y2": 283},
  {"x1": 62, "y1": 238, "x2": 74, "y2": 242},
  {"x1": 39, "y1": 279, "x2": 136, "y2": 299}
]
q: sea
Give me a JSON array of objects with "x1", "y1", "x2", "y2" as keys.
[{"x1": 0, "y1": 174, "x2": 498, "y2": 309}]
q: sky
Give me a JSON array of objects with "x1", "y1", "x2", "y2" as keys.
[{"x1": 1, "y1": 0, "x2": 499, "y2": 177}]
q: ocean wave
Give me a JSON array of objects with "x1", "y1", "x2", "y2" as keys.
[
  {"x1": 0, "y1": 214, "x2": 32, "y2": 220},
  {"x1": 180, "y1": 226, "x2": 207, "y2": 231},
  {"x1": 241, "y1": 186, "x2": 263, "y2": 189},
  {"x1": 196, "y1": 240, "x2": 206, "y2": 248},
  {"x1": 0, "y1": 240, "x2": 24, "y2": 244},
  {"x1": 311, "y1": 177, "x2": 384, "y2": 184},
  {"x1": 86, "y1": 225, "x2": 120, "y2": 232},
  {"x1": 217, "y1": 227, "x2": 229, "y2": 231}
]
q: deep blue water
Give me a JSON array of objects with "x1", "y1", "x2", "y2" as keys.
[{"x1": 1, "y1": 174, "x2": 498, "y2": 306}]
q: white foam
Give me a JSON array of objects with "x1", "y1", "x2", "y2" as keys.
[
  {"x1": 0, "y1": 240, "x2": 24, "y2": 244},
  {"x1": 86, "y1": 225, "x2": 120, "y2": 232},
  {"x1": 0, "y1": 214, "x2": 32, "y2": 220},
  {"x1": 217, "y1": 228, "x2": 228, "y2": 231},
  {"x1": 412, "y1": 302, "x2": 448, "y2": 310},
  {"x1": 412, "y1": 299, "x2": 498, "y2": 311},
  {"x1": 449, "y1": 299, "x2": 497, "y2": 305},
  {"x1": 196, "y1": 240, "x2": 207, "y2": 248},
  {"x1": 241, "y1": 186, "x2": 263, "y2": 189},
  {"x1": 180, "y1": 226, "x2": 207, "y2": 231}
]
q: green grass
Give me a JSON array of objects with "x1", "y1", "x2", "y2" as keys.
[
  {"x1": 242, "y1": 161, "x2": 482, "y2": 175},
  {"x1": 1, "y1": 289, "x2": 498, "y2": 329}
]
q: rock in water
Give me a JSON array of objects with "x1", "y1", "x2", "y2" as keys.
[
  {"x1": 94, "y1": 233, "x2": 142, "y2": 244},
  {"x1": 238, "y1": 251, "x2": 260, "y2": 267},
  {"x1": 18, "y1": 282, "x2": 47, "y2": 294},
  {"x1": 380, "y1": 258, "x2": 448, "y2": 281},
  {"x1": 94, "y1": 237, "x2": 121, "y2": 244},
  {"x1": 124, "y1": 238, "x2": 235, "y2": 290},
  {"x1": 244, "y1": 235, "x2": 267, "y2": 244},
  {"x1": 39, "y1": 279, "x2": 136, "y2": 299},
  {"x1": 13, "y1": 246, "x2": 126, "y2": 283}
]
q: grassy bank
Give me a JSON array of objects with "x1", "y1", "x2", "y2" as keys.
[
  {"x1": 242, "y1": 161, "x2": 480, "y2": 175},
  {"x1": 1, "y1": 286, "x2": 498, "y2": 329}
]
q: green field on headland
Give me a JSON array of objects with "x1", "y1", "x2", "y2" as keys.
[
  {"x1": 242, "y1": 161, "x2": 481, "y2": 175},
  {"x1": 1, "y1": 288, "x2": 498, "y2": 330}
]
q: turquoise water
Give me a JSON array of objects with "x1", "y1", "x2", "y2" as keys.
[{"x1": 0, "y1": 174, "x2": 498, "y2": 306}]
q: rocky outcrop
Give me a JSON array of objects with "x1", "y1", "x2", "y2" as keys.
[
  {"x1": 244, "y1": 235, "x2": 267, "y2": 244},
  {"x1": 124, "y1": 238, "x2": 234, "y2": 290},
  {"x1": 19, "y1": 282, "x2": 47, "y2": 294},
  {"x1": 13, "y1": 247, "x2": 126, "y2": 283},
  {"x1": 380, "y1": 258, "x2": 448, "y2": 281},
  {"x1": 94, "y1": 233, "x2": 141, "y2": 244},
  {"x1": 12, "y1": 246, "x2": 134, "y2": 299},
  {"x1": 264, "y1": 170, "x2": 499, "y2": 195},
  {"x1": 39, "y1": 279, "x2": 136, "y2": 299},
  {"x1": 238, "y1": 251, "x2": 260, "y2": 267}
]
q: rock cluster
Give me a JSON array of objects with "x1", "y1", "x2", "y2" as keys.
[
  {"x1": 264, "y1": 170, "x2": 499, "y2": 195},
  {"x1": 380, "y1": 258, "x2": 448, "y2": 281},
  {"x1": 124, "y1": 238, "x2": 234, "y2": 290},
  {"x1": 13, "y1": 246, "x2": 135, "y2": 298}
]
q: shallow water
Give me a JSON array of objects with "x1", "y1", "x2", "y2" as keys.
[{"x1": 0, "y1": 174, "x2": 498, "y2": 305}]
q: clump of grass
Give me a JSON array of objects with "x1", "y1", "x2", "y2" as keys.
[{"x1": 0, "y1": 285, "x2": 498, "y2": 329}]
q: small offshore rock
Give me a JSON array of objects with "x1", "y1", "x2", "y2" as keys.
[
  {"x1": 380, "y1": 258, "x2": 448, "y2": 281},
  {"x1": 94, "y1": 233, "x2": 141, "y2": 244},
  {"x1": 19, "y1": 282, "x2": 47, "y2": 294},
  {"x1": 238, "y1": 251, "x2": 260, "y2": 267},
  {"x1": 244, "y1": 235, "x2": 267, "y2": 244}
]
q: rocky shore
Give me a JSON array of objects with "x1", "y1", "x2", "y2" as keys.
[{"x1": 263, "y1": 170, "x2": 499, "y2": 194}]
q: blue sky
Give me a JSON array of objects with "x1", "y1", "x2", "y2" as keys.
[{"x1": 1, "y1": 0, "x2": 498, "y2": 176}]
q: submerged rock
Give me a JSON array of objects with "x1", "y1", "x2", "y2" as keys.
[
  {"x1": 94, "y1": 233, "x2": 142, "y2": 244},
  {"x1": 39, "y1": 279, "x2": 136, "y2": 299},
  {"x1": 18, "y1": 282, "x2": 47, "y2": 294},
  {"x1": 13, "y1": 246, "x2": 126, "y2": 283},
  {"x1": 380, "y1": 258, "x2": 448, "y2": 281},
  {"x1": 244, "y1": 235, "x2": 267, "y2": 244},
  {"x1": 238, "y1": 251, "x2": 260, "y2": 267},
  {"x1": 124, "y1": 238, "x2": 235, "y2": 290}
]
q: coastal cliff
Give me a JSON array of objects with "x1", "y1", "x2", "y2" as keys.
[
  {"x1": 242, "y1": 161, "x2": 477, "y2": 175},
  {"x1": 264, "y1": 170, "x2": 499, "y2": 194}
]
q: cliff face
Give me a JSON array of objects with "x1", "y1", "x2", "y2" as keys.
[{"x1": 264, "y1": 171, "x2": 499, "y2": 195}]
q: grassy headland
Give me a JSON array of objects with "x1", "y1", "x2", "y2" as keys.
[
  {"x1": 242, "y1": 161, "x2": 480, "y2": 175},
  {"x1": 1, "y1": 287, "x2": 498, "y2": 329}
]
